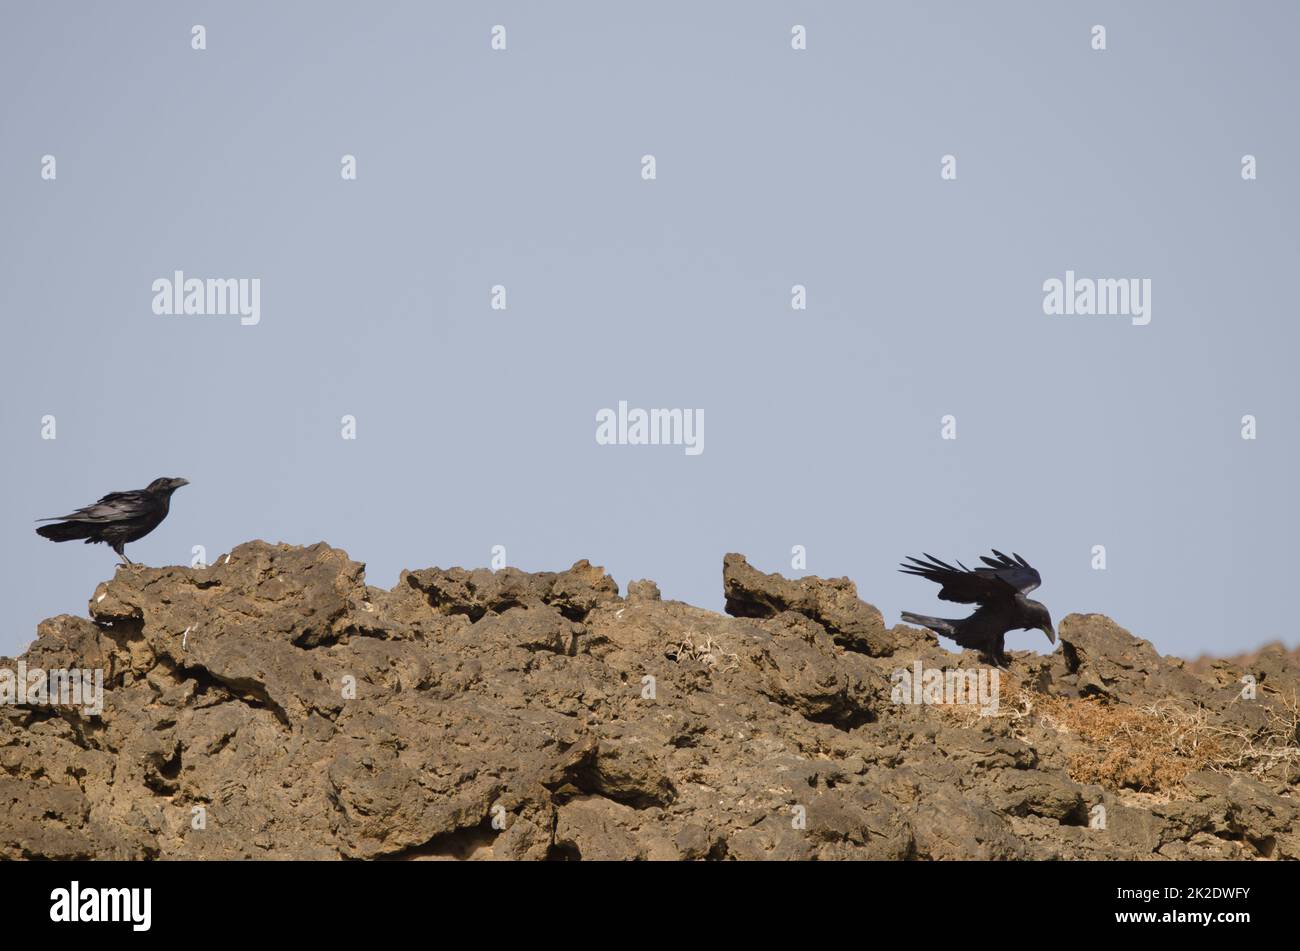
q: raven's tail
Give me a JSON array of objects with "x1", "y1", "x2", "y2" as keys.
[
  {"x1": 36, "y1": 520, "x2": 94, "y2": 543},
  {"x1": 900, "y1": 611, "x2": 956, "y2": 636}
]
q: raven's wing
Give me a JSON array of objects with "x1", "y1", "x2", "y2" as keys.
[
  {"x1": 899, "y1": 554, "x2": 1006, "y2": 604},
  {"x1": 941, "y1": 605, "x2": 1003, "y2": 652},
  {"x1": 976, "y1": 549, "x2": 1042, "y2": 595},
  {"x1": 899, "y1": 550, "x2": 1040, "y2": 604},
  {"x1": 39, "y1": 490, "x2": 152, "y2": 523}
]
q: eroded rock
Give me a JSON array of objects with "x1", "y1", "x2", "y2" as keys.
[{"x1": 1, "y1": 542, "x2": 1295, "y2": 860}]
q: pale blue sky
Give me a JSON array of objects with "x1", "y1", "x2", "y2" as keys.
[{"x1": 2, "y1": 2, "x2": 1295, "y2": 659}]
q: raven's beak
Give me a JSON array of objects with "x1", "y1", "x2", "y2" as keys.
[
  {"x1": 1042, "y1": 625, "x2": 1056, "y2": 645},
  {"x1": 172, "y1": 478, "x2": 190, "y2": 489}
]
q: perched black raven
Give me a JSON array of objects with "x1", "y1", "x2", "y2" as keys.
[
  {"x1": 899, "y1": 550, "x2": 1054, "y2": 666},
  {"x1": 36, "y1": 477, "x2": 189, "y2": 565}
]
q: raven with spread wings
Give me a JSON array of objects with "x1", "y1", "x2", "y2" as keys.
[
  {"x1": 36, "y1": 477, "x2": 189, "y2": 565},
  {"x1": 899, "y1": 550, "x2": 1054, "y2": 666}
]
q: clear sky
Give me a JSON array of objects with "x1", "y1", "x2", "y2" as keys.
[{"x1": 2, "y1": 2, "x2": 1295, "y2": 659}]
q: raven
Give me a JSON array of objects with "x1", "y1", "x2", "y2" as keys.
[
  {"x1": 899, "y1": 550, "x2": 1054, "y2": 666},
  {"x1": 36, "y1": 478, "x2": 189, "y2": 565}
]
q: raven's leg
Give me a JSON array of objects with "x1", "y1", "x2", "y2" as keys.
[
  {"x1": 990, "y1": 635, "x2": 1010, "y2": 669},
  {"x1": 111, "y1": 542, "x2": 135, "y2": 566}
]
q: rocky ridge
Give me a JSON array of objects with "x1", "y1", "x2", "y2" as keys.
[{"x1": 2, "y1": 542, "x2": 1296, "y2": 860}]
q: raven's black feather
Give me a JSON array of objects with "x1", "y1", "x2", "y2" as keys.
[
  {"x1": 36, "y1": 478, "x2": 189, "y2": 565},
  {"x1": 899, "y1": 551, "x2": 1054, "y2": 665}
]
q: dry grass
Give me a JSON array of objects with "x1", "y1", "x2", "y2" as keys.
[
  {"x1": 666, "y1": 633, "x2": 739, "y2": 673},
  {"x1": 923, "y1": 668, "x2": 1300, "y2": 794},
  {"x1": 925, "y1": 667, "x2": 1031, "y2": 725},
  {"x1": 1030, "y1": 690, "x2": 1300, "y2": 794}
]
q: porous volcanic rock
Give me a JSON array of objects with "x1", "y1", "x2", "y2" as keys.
[{"x1": 1, "y1": 543, "x2": 1295, "y2": 860}]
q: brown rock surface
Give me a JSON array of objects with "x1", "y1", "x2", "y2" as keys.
[{"x1": 1, "y1": 543, "x2": 1296, "y2": 860}]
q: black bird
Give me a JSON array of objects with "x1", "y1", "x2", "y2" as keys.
[
  {"x1": 899, "y1": 550, "x2": 1054, "y2": 666},
  {"x1": 36, "y1": 478, "x2": 189, "y2": 565}
]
